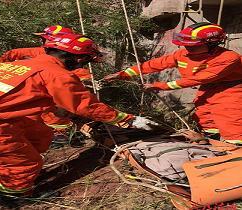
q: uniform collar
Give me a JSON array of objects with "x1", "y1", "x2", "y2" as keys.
[
  {"x1": 35, "y1": 54, "x2": 66, "y2": 68},
  {"x1": 184, "y1": 46, "x2": 223, "y2": 58}
]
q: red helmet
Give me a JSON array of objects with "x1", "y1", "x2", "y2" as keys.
[
  {"x1": 43, "y1": 33, "x2": 100, "y2": 58},
  {"x1": 33, "y1": 25, "x2": 74, "y2": 41},
  {"x1": 172, "y1": 22, "x2": 226, "y2": 46}
]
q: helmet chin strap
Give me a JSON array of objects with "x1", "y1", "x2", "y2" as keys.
[
  {"x1": 206, "y1": 42, "x2": 220, "y2": 52},
  {"x1": 64, "y1": 55, "x2": 93, "y2": 70},
  {"x1": 185, "y1": 45, "x2": 209, "y2": 55},
  {"x1": 77, "y1": 55, "x2": 93, "y2": 67}
]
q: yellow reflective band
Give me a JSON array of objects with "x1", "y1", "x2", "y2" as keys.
[
  {"x1": 191, "y1": 25, "x2": 222, "y2": 39},
  {"x1": 192, "y1": 64, "x2": 208, "y2": 72},
  {"x1": 177, "y1": 61, "x2": 187, "y2": 68},
  {"x1": 78, "y1": 37, "x2": 90, "y2": 42},
  {"x1": 124, "y1": 68, "x2": 139, "y2": 77},
  {"x1": 0, "y1": 183, "x2": 30, "y2": 194},
  {"x1": 204, "y1": 128, "x2": 220, "y2": 134},
  {"x1": 45, "y1": 122, "x2": 73, "y2": 129},
  {"x1": 224, "y1": 140, "x2": 242, "y2": 145},
  {"x1": 0, "y1": 82, "x2": 14, "y2": 93},
  {"x1": 109, "y1": 112, "x2": 128, "y2": 124},
  {"x1": 167, "y1": 81, "x2": 182, "y2": 89},
  {"x1": 52, "y1": 25, "x2": 63, "y2": 35}
]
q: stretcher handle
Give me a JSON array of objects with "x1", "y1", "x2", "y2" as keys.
[
  {"x1": 215, "y1": 184, "x2": 242, "y2": 192},
  {"x1": 195, "y1": 157, "x2": 242, "y2": 169}
]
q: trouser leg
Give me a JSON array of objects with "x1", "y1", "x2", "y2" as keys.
[
  {"x1": 23, "y1": 115, "x2": 53, "y2": 153},
  {"x1": 0, "y1": 119, "x2": 43, "y2": 193}
]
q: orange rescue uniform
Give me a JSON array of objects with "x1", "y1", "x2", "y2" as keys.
[
  {"x1": 116, "y1": 47, "x2": 242, "y2": 142},
  {"x1": 0, "y1": 54, "x2": 131, "y2": 193},
  {"x1": 0, "y1": 47, "x2": 45, "y2": 62},
  {"x1": 0, "y1": 47, "x2": 92, "y2": 130}
]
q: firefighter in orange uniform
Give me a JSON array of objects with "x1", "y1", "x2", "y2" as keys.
[
  {"x1": 0, "y1": 33, "x2": 157, "y2": 195},
  {"x1": 0, "y1": 25, "x2": 93, "y2": 138},
  {"x1": 104, "y1": 22, "x2": 242, "y2": 144}
]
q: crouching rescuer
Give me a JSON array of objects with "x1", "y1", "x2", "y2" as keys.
[{"x1": 0, "y1": 33, "x2": 158, "y2": 195}]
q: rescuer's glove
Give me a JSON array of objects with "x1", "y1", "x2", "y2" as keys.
[{"x1": 129, "y1": 116, "x2": 159, "y2": 131}]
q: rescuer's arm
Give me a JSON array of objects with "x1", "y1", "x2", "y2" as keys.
[
  {"x1": 0, "y1": 48, "x2": 32, "y2": 62},
  {"x1": 0, "y1": 49, "x2": 20, "y2": 62},
  {"x1": 0, "y1": 47, "x2": 45, "y2": 62},
  {"x1": 104, "y1": 50, "x2": 181, "y2": 81},
  {"x1": 45, "y1": 73, "x2": 158, "y2": 130},
  {"x1": 143, "y1": 53, "x2": 241, "y2": 91}
]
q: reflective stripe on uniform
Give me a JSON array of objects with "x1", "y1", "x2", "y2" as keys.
[
  {"x1": 45, "y1": 122, "x2": 73, "y2": 130},
  {"x1": 224, "y1": 140, "x2": 242, "y2": 145},
  {"x1": 177, "y1": 61, "x2": 187, "y2": 68},
  {"x1": 109, "y1": 112, "x2": 128, "y2": 124},
  {"x1": 191, "y1": 25, "x2": 222, "y2": 39},
  {"x1": 0, "y1": 82, "x2": 14, "y2": 93},
  {"x1": 124, "y1": 68, "x2": 139, "y2": 77},
  {"x1": 0, "y1": 183, "x2": 30, "y2": 194},
  {"x1": 192, "y1": 64, "x2": 208, "y2": 72},
  {"x1": 204, "y1": 128, "x2": 220, "y2": 134},
  {"x1": 167, "y1": 81, "x2": 182, "y2": 89}
]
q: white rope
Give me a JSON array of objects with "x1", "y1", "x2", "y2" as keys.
[
  {"x1": 76, "y1": 0, "x2": 97, "y2": 94},
  {"x1": 75, "y1": 0, "x2": 118, "y2": 147},
  {"x1": 119, "y1": 1, "x2": 190, "y2": 129},
  {"x1": 120, "y1": 0, "x2": 145, "y2": 113},
  {"x1": 120, "y1": 1, "x2": 144, "y2": 85}
]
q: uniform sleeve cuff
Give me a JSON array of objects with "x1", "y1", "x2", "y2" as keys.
[{"x1": 166, "y1": 81, "x2": 182, "y2": 89}]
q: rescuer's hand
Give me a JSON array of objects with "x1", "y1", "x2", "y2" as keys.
[
  {"x1": 144, "y1": 81, "x2": 175, "y2": 92},
  {"x1": 143, "y1": 82, "x2": 168, "y2": 92},
  {"x1": 143, "y1": 83, "x2": 160, "y2": 92},
  {"x1": 178, "y1": 129, "x2": 209, "y2": 144},
  {"x1": 129, "y1": 116, "x2": 159, "y2": 130},
  {"x1": 103, "y1": 72, "x2": 121, "y2": 82}
]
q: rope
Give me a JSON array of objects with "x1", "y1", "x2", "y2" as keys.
[
  {"x1": 109, "y1": 140, "x2": 195, "y2": 200},
  {"x1": 152, "y1": 92, "x2": 191, "y2": 130},
  {"x1": 119, "y1": 1, "x2": 190, "y2": 128},
  {"x1": 120, "y1": 0, "x2": 145, "y2": 114},
  {"x1": 76, "y1": 0, "x2": 97, "y2": 94},
  {"x1": 75, "y1": 0, "x2": 118, "y2": 148}
]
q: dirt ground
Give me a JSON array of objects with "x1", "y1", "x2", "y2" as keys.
[
  {"x1": 0, "y1": 140, "x2": 175, "y2": 210},
  {"x1": 1, "y1": 127, "x2": 241, "y2": 210}
]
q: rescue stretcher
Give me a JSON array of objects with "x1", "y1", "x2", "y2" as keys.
[{"x1": 81, "y1": 123, "x2": 242, "y2": 209}]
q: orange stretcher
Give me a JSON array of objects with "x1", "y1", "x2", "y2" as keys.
[
  {"x1": 80, "y1": 123, "x2": 242, "y2": 209},
  {"x1": 111, "y1": 138, "x2": 242, "y2": 209}
]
